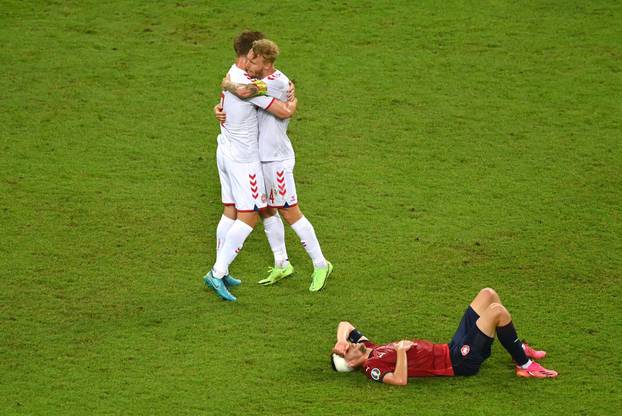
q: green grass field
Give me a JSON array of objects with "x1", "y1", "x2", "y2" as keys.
[{"x1": 2, "y1": 0, "x2": 621, "y2": 414}]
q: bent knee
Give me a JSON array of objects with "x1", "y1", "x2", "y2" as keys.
[
  {"x1": 479, "y1": 288, "x2": 498, "y2": 302},
  {"x1": 488, "y1": 302, "x2": 510, "y2": 320},
  {"x1": 489, "y1": 303, "x2": 511, "y2": 325}
]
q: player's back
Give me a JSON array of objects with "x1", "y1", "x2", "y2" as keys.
[
  {"x1": 219, "y1": 64, "x2": 262, "y2": 163},
  {"x1": 257, "y1": 69, "x2": 295, "y2": 162}
]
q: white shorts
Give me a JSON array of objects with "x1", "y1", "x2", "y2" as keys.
[
  {"x1": 217, "y1": 145, "x2": 267, "y2": 212},
  {"x1": 262, "y1": 159, "x2": 298, "y2": 208}
]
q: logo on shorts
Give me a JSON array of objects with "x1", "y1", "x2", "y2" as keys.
[
  {"x1": 370, "y1": 368, "x2": 381, "y2": 381},
  {"x1": 461, "y1": 345, "x2": 470, "y2": 356}
]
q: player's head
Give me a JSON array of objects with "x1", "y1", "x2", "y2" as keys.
[
  {"x1": 331, "y1": 353, "x2": 354, "y2": 372},
  {"x1": 233, "y1": 31, "x2": 265, "y2": 57},
  {"x1": 246, "y1": 39, "x2": 279, "y2": 78},
  {"x1": 331, "y1": 342, "x2": 367, "y2": 372},
  {"x1": 251, "y1": 39, "x2": 280, "y2": 63}
]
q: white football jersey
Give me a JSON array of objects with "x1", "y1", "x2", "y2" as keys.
[
  {"x1": 257, "y1": 70, "x2": 295, "y2": 162},
  {"x1": 219, "y1": 64, "x2": 275, "y2": 162}
]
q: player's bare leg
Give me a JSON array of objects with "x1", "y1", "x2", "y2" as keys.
[
  {"x1": 474, "y1": 302, "x2": 512, "y2": 338},
  {"x1": 469, "y1": 287, "x2": 501, "y2": 317},
  {"x1": 258, "y1": 208, "x2": 293, "y2": 285},
  {"x1": 279, "y1": 204, "x2": 303, "y2": 225},
  {"x1": 471, "y1": 289, "x2": 546, "y2": 358},
  {"x1": 223, "y1": 205, "x2": 237, "y2": 219},
  {"x1": 280, "y1": 205, "x2": 332, "y2": 291},
  {"x1": 475, "y1": 299, "x2": 557, "y2": 378}
]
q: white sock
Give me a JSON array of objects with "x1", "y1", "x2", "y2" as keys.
[
  {"x1": 216, "y1": 215, "x2": 235, "y2": 254},
  {"x1": 263, "y1": 214, "x2": 289, "y2": 268},
  {"x1": 520, "y1": 359, "x2": 533, "y2": 369},
  {"x1": 212, "y1": 220, "x2": 253, "y2": 278},
  {"x1": 291, "y1": 216, "x2": 327, "y2": 268}
]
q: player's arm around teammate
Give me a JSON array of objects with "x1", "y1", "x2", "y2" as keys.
[
  {"x1": 213, "y1": 80, "x2": 295, "y2": 123},
  {"x1": 221, "y1": 75, "x2": 298, "y2": 120}
]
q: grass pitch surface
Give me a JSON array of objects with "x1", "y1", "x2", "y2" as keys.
[{"x1": 1, "y1": 1, "x2": 621, "y2": 414}]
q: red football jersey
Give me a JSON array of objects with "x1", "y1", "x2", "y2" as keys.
[{"x1": 362, "y1": 339, "x2": 454, "y2": 382}]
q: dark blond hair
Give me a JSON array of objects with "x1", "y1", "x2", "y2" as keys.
[{"x1": 251, "y1": 39, "x2": 280, "y2": 63}]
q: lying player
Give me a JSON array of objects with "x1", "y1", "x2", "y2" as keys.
[{"x1": 331, "y1": 288, "x2": 558, "y2": 385}]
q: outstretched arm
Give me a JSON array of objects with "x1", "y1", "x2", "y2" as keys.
[{"x1": 382, "y1": 341, "x2": 413, "y2": 386}]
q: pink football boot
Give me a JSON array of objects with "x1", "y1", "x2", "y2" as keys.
[
  {"x1": 523, "y1": 343, "x2": 547, "y2": 360},
  {"x1": 515, "y1": 361, "x2": 558, "y2": 378}
]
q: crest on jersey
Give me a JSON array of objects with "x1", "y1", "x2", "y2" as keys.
[
  {"x1": 370, "y1": 368, "x2": 381, "y2": 381},
  {"x1": 461, "y1": 345, "x2": 470, "y2": 356}
]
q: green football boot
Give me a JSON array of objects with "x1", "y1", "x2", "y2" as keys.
[
  {"x1": 309, "y1": 261, "x2": 333, "y2": 292},
  {"x1": 258, "y1": 263, "x2": 294, "y2": 286}
]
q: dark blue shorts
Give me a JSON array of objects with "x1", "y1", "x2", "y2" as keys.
[{"x1": 448, "y1": 306, "x2": 494, "y2": 376}]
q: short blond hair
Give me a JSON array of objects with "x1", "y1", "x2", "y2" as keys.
[{"x1": 251, "y1": 39, "x2": 280, "y2": 63}]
